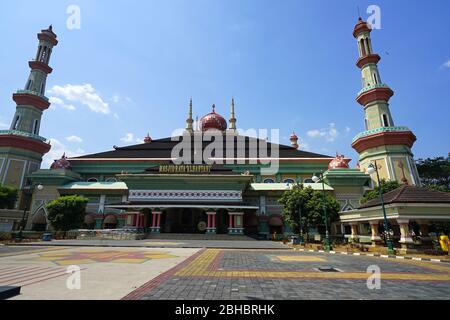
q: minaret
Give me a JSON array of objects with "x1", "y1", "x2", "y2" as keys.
[
  {"x1": 228, "y1": 98, "x2": 237, "y2": 132},
  {"x1": 290, "y1": 132, "x2": 299, "y2": 149},
  {"x1": 0, "y1": 26, "x2": 57, "y2": 191},
  {"x1": 185, "y1": 98, "x2": 194, "y2": 133},
  {"x1": 351, "y1": 18, "x2": 420, "y2": 186}
]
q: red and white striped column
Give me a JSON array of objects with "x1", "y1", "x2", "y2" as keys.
[
  {"x1": 228, "y1": 212, "x2": 244, "y2": 235},
  {"x1": 206, "y1": 211, "x2": 217, "y2": 234},
  {"x1": 151, "y1": 211, "x2": 162, "y2": 233}
]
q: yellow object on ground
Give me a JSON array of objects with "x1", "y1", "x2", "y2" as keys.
[{"x1": 439, "y1": 235, "x2": 449, "y2": 252}]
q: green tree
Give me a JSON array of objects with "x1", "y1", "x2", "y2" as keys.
[
  {"x1": 0, "y1": 185, "x2": 18, "y2": 209},
  {"x1": 45, "y1": 195, "x2": 88, "y2": 231},
  {"x1": 278, "y1": 184, "x2": 341, "y2": 236},
  {"x1": 416, "y1": 156, "x2": 450, "y2": 189},
  {"x1": 361, "y1": 180, "x2": 401, "y2": 204}
]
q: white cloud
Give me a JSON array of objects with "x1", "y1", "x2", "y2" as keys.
[
  {"x1": 49, "y1": 96, "x2": 76, "y2": 111},
  {"x1": 48, "y1": 84, "x2": 110, "y2": 114},
  {"x1": 66, "y1": 135, "x2": 83, "y2": 143},
  {"x1": 120, "y1": 133, "x2": 146, "y2": 144},
  {"x1": 306, "y1": 129, "x2": 326, "y2": 138},
  {"x1": 112, "y1": 94, "x2": 120, "y2": 103},
  {"x1": 113, "y1": 113, "x2": 120, "y2": 119},
  {"x1": 443, "y1": 60, "x2": 450, "y2": 68},
  {"x1": 306, "y1": 123, "x2": 342, "y2": 142},
  {"x1": 120, "y1": 133, "x2": 134, "y2": 143},
  {"x1": 42, "y1": 138, "x2": 85, "y2": 168}
]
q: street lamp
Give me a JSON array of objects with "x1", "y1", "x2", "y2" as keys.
[
  {"x1": 312, "y1": 172, "x2": 332, "y2": 252},
  {"x1": 367, "y1": 163, "x2": 395, "y2": 255},
  {"x1": 18, "y1": 183, "x2": 43, "y2": 242},
  {"x1": 296, "y1": 199, "x2": 304, "y2": 245}
]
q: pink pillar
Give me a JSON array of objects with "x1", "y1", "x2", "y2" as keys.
[
  {"x1": 152, "y1": 213, "x2": 156, "y2": 228},
  {"x1": 229, "y1": 214, "x2": 233, "y2": 228},
  {"x1": 212, "y1": 214, "x2": 216, "y2": 228},
  {"x1": 207, "y1": 215, "x2": 211, "y2": 228},
  {"x1": 157, "y1": 213, "x2": 161, "y2": 228}
]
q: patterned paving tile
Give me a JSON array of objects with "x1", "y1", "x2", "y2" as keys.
[{"x1": 124, "y1": 249, "x2": 450, "y2": 300}]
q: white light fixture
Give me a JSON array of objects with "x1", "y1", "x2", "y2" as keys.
[
  {"x1": 36, "y1": 184, "x2": 44, "y2": 191},
  {"x1": 311, "y1": 175, "x2": 320, "y2": 183},
  {"x1": 367, "y1": 163, "x2": 376, "y2": 175}
]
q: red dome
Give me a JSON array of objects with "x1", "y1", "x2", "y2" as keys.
[
  {"x1": 50, "y1": 153, "x2": 71, "y2": 170},
  {"x1": 353, "y1": 17, "x2": 372, "y2": 38},
  {"x1": 290, "y1": 132, "x2": 298, "y2": 140},
  {"x1": 144, "y1": 133, "x2": 152, "y2": 143},
  {"x1": 200, "y1": 105, "x2": 227, "y2": 132},
  {"x1": 328, "y1": 154, "x2": 350, "y2": 170}
]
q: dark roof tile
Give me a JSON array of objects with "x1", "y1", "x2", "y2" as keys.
[{"x1": 359, "y1": 186, "x2": 450, "y2": 209}]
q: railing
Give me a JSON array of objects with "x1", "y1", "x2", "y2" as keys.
[
  {"x1": 357, "y1": 83, "x2": 389, "y2": 96},
  {"x1": 0, "y1": 129, "x2": 49, "y2": 143},
  {"x1": 16, "y1": 89, "x2": 49, "y2": 101},
  {"x1": 352, "y1": 126, "x2": 411, "y2": 142}
]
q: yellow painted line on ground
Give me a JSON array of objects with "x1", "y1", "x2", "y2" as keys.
[
  {"x1": 0, "y1": 246, "x2": 69, "y2": 258},
  {"x1": 113, "y1": 258, "x2": 148, "y2": 264},
  {"x1": 54, "y1": 259, "x2": 93, "y2": 266}
]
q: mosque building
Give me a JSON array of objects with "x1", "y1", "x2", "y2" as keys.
[{"x1": 1, "y1": 19, "x2": 449, "y2": 247}]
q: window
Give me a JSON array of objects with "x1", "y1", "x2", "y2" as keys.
[
  {"x1": 360, "y1": 39, "x2": 366, "y2": 56},
  {"x1": 365, "y1": 38, "x2": 371, "y2": 54},
  {"x1": 12, "y1": 115, "x2": 20, "y2": 130},
  {"x1": 87, "y1": 178, "x2": 99, "y2": 182},
  {"x1": 32, "y1": 120, "x2": 39, "y2": 135},
  {"x1": 263, "y1": 178, "x2": 275, "y2": 184},
  {"x1": 382, "y1": 114, "x2": 389, "y2": 127},
  {"x1": 304, "y1": 178, "x2": 314, "y2": 184},
  {"x1": 373, "y1": 73, "x2": 378, "y2": 84},
  {"x1": 364, "y1": 118, "x2": 369, "y2": 130},
  {"x1": 283, "y1": 179, "x2": 295, "y2": 184},
  {"x1": 40, "y1": 79, "x2": 46, "y2": 95}
]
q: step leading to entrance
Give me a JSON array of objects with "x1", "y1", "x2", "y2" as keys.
[{"x1": 145, "y1": 233, "x2": 256, "y2": 241}]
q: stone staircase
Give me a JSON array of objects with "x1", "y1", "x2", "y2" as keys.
[{"x1": 145, "y1": 233, "x2": 257, "y2": 241}]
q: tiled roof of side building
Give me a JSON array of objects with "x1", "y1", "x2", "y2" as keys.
[
  {"x1": 359, "y1": 185, "x2": 450, "y2": 209},
  {"x1": 72, "y1": 135, "x2": 333, "y2": 160}
]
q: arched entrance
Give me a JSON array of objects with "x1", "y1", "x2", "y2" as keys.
[
  {"x1": 104, "y1": 215, "x2": 118, "y2": 229},
  {"x1": 161, "y1": 208, "x2": 207, "y2": 234},
  {"x1": 31, "y1": 208, "x2": 47, "y2": 231}
]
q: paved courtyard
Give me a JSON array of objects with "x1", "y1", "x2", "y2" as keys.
[
  {"x1": 126, "y1": 249, "x2": 450, "y2": 300},
  {"x1": 0, "y1": 245, "x2": 199, "y2": 300},
  {"x1": 1, "y1": 245, "x2": 449, "y2": 300}
]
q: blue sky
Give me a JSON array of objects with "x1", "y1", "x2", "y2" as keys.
[{"x1": 0, "y1": 0, "x2": 449, "y2": 167}]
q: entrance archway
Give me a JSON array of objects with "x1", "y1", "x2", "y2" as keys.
[{"x1": 161, "y1": 208, "x2": 207, "y2": 234}]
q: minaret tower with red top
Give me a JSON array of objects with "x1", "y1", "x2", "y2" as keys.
[
  {"x1": 351, "y1": 18, "x2": 420, "y2": 186},
  {"x1": 0, "y1": 26, "x2": 58, "y2": 191}
]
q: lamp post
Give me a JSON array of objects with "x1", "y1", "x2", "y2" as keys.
[
  {"x1": 367, "y1": 162, "x2": 395, "y2": 255},
  {"x1": 312, "y1": 172, "x2": 332, "y2": 252},
  {"x1": 296, "y1": 199, "x2": 304, "y2": 245},
  {"x1": 18, "y1": 183, "x2": 43, "y2": 242}
]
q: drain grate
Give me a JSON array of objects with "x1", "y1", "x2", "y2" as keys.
[{"x1": 317, "y1": 266, "x2": 341, "y2": 273}]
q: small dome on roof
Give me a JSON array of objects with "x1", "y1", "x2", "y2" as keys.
[
  {"x1": 328, "y1": 154, "x2": 350, "y2": 170},
  {"x1": 200, "y1": 105, "x2": 227, "y2": 132},
  {"x1": 50, "y1": 153, "x2": 71, "y2": 170},
  {"x1": 144, "y1": 133, "x2": 152, "y2": 143}
]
